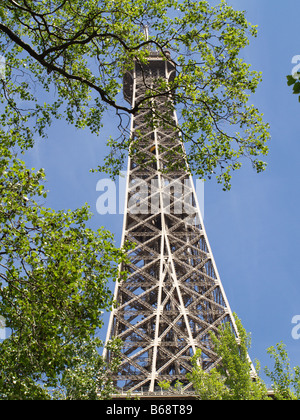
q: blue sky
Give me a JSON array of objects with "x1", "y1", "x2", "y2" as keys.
[{"x1": 23, "y1": 0, "x2": 300, "y2": 380}]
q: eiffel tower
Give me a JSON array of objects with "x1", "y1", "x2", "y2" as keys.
[{"x1": 104, "y1": 50, "x2": 242, "y2": 394}]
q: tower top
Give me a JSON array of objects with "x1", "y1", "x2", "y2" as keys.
[{"x1": 123, "y1": 50, "x2": 176, "y2": 104}]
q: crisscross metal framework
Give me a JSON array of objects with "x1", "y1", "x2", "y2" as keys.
[{"x1": 103, "y1": 51, "x2": 241, "y2": 393}]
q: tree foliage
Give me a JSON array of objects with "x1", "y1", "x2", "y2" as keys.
[
  {"x1": 188, "y1": 315, "x2": 300, "y2": 400},
  {"x1": 187, "y1": 315, "x2": 268, "y2": 400},
  {"x1": 0, "y1": 142, "x2": 128, "y2": 399},
  {"x1": 287, "y1": 73, "x2": 300, "y2": 102},
  {"x1": 52, "y1": 338, "x2": 123, "y2": 400},
  {"x1": 264, "y1": 342, "x2": 300, "y2": 400},
  {"x1": 0, "y1": 0, "x2": 270, "y2": 190}
]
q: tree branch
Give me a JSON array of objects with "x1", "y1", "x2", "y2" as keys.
[{"x1": 0, "y1": 22, "x2": 133, "y2": 114}]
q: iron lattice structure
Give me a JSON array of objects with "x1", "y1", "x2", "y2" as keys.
[{"x1": 104, "y1": 51, "x2": 241, "y2": 393}]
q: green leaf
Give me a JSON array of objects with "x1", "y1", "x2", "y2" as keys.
[
  {"x1": 293, "y1": 82, "x2": 300, "y2": 94},
  {"x1": 287, "y1": 74, "x2": 296, "y2": 86}
]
